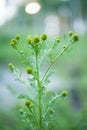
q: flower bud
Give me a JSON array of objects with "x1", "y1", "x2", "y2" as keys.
[
  {"x1": 26, "y1": 67, "x2": 32, "y2": 74},
  {"x1": 19, "y1": 109, "x2": 23, "y2": 114},
  {"x1": 10, "y1": 39, "x2": 17, "y2": 47},
  {"x1": 27, "y1": 37, "x2": 32, "y2": 45},
  {"x1": 49, "y1": 108, "x2": 55, "y2": 115},
  {"x1": 61, "y1": 91, "x2": 68, "y2": 97},
  {"x1": 25, "y1": 100, "x2": 31, "y2": 107},
  {"x1": 8, "y1": 63, "x2": 14, "y2": 72},
  {"x1": 11, "y1": 39, "x2": 17, "y2": 43},
  {"x1": 33, "y1": 35, "x2": 40, "y2": 44},
  {"x1": 10, "y1": 41, "x2": 16, "y2": 47},
  {"x1": 68, "y1": 31, "x2": 73, "y2": 36},
  {"x1": 15, "y1": 34, "x2": 20, "y2": 40},
  {"x1": 41, "y1": 33, "x2": 47, "y2": 41},
  {"x1": 56, "y1": 36, "x2": 60, "y2": 42},
  {"x1": 73, "y1": 34, "x2": 79, "y2": 41}
]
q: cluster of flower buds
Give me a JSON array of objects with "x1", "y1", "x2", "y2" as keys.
[
  {"x1": 25, "y1": 100, "x2": 34, "y2": 109},
  {"x1": 10, "y1": 34, "x2": 20, "y2": 48},
  {"x1": 55, "y1": 31, "x2": 79, "y2": 44},
  {"x1": 68, "y1": 31, "x2": 79, "y2": 42},
  {"x1": 27, "y1": 33, "x2": 47, "y2": 47},
  {"x1": 10, "y1": 32, "x2": 79, "y2": 50},
  {"x1": 8, "y1": 63, "x2": 14, "y2": 72}
]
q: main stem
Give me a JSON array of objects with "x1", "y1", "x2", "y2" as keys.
[{"x1": 35, "y1": 50, "x2": 42, "y2": 130}]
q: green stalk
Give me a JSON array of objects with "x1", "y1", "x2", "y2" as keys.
[
  {"x1": 15, "y1": 47, "x2": 29, "y2": 65},
  {"x1": 42, "y1": 94, "x2": 61, "y2": 119},
  {"x1": 41, "y1": 43, "x2": 72, "y2": 82},
  {"x1": 35, "y1": 49, "x2": 42, "y2": 130},
  {"x1": 28, "y1": 107, "x2": 39, "y2": 129}
]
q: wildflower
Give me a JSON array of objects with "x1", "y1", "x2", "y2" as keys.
[
  {"x1": 49, "y1": 108, "x2": 55, "y2": 115},
  {"x1": 8, "y1": 63, "x2": 13, "y2": 68},
  {"x1": 41, "y1": 33, "x2": 47, "y2": 41},
  {"x1": 27, "y1": 37, "x2": 32, "y2": 45},
  {"x1": 33, "y1": 35, "x2": 40, "y2": 44},
  {"x1": 73, "y1": 34, "x2": 79, "y2": 41},
  {"x1": 19, "y1": 109, "x2": 23, "y2": 114},
  {"x1": 10, "y1": 39, "x2": 17, "y2": 48},
  {"x1": 10, "y1": 41, "x2": 16, "y2": 47},
  {"x1": 68, "y1": 31, "x2": 73, "y2": 36},
  {"x1": 11, "y1": 39, "x2": 17, "y2": 43},
  {"x1": 8, "y1": 63, "x2": 14, "y2": 72},
  {"x1": 61, "y1": 91, "x2": 68, "y2": 97},
  {"x1": 26, "y1": 67, "x2": 32, "y2": 74},
  {"x1": 25, "y1": 100, "x2": 31, "y2": 107},
  {"x1": 56, "y1": 35, "x2": 60, "y2": 42},
  {"x1": 15, "y1": 34, "x2": 20, "y2": 40}
]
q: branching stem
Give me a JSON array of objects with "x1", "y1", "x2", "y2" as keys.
[
  {"x1": 35, "y1": 49, "x2": 42, "y2": 130},
  {"x1": 43, "y1": 94, "x2": 61, "y2": 119},
  {"x1": 41, "y1": 43, "x2": 72, "y2": 82}
]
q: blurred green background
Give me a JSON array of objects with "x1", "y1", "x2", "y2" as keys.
[{"x1": 0, "y1": 0, "x2": 87, "y2": 130}]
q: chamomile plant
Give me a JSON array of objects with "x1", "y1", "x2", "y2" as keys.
[{"x1": 8, "y1": 32, "x2": 79, "y2": 130}]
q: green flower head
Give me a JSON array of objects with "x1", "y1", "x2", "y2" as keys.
[
  {"x1": 8, "y1": 63, "x2": 14, "y2": 72},
  {"x1": 10, "y1": 38, "x2": 17, "y2": 46},
  {"x1": 56, "y1": 35, "x2": 60, "y2": 42},
  {"x1": 15, "y1": 34, "x2": 20, "y2": 40},
  {"x1": 33, "y1": 35, "x2": 40, "y2": 44},
  {"x1": 25, "y1": 100, "x2": 31, "y2": 107},
  {"x1": 10, "y1": 41, "x2": 16, "y2": 47},
  {"x1": 26, "y1": 67, "x2": 32, "y2": 74},
  {"x1": 11, "y1": 39, "x2": 17, "y2": 43},
  {"x1": 73, "y1": 34, "x2": 79, "y2": 41},
  {"x1": 19, "y1": 109, "x2": 23, "y2": 114},
  {"x1": 61, "y1": 91, "x2": 68, "y2": 97},
  {"x1": 41, "y1": 33, "x2": 47, "y2": 41},
  {"x1": 27, "y1": 37, "x2": 32, "y2": 45},
  {"x1": 49, "y1": 108, "x2": 55, "y2": 115},
  {"x1": 68, "y1": 31, "x2": 73, "y2": 36}
]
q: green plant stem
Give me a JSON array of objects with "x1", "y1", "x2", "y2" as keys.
[
  {"x1": 28, "y1": 108, "x2": 39, "y2": 129},
  {"x1": 41, "y1": 43, "x2": 72, "y2": 82},
  {"x1": 35, "y1": 50, "x2": 42, "y2": 130},
  {"x1": 15, "y1": 47, "x2": 30, "y2": 66},
  {"x1": 43, "y1": 94, "x2": 61, "y2": 119}
]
